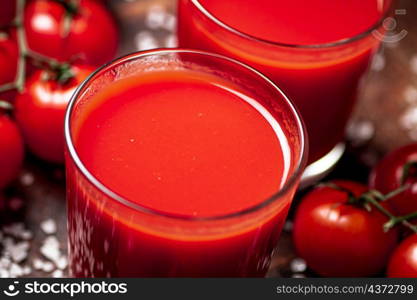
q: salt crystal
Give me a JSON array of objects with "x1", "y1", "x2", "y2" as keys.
[
  {"x1": 41, "y1": 244, "x2": 60, "y2": 263},
  {"x1": 3, "y1": 223, "x2": 25, "y2": 238},
  {"x1": 10, "y1": 241, "x2": 30, "y2": 263},
  {"x1": 0, "y1": 269, "x2": 10, "y2": 278},
  {"x1": 22, "y1": 265, "x2": 31, "y2": 275},
  {"x1": 20, "y1": 172, "x2": 34, "y2": 186},
  {"x1": 56, "y1": 256, "x2": 68, "y2": 270},
  {"x1": 164, "y1": 35, "x2": 177, "y2": 48},
  {"x1": 41, "y1": 236, "x2": 61, "y2": 264},
  {"x1": 0, "y1": 257, "x2": 11, "y2": 268},
  {"x1": 162, "y1": 14, "x2": 177, "y2": 32},
  {"x1": 347, "y1": 120, "x2": 375, "y2": 145},
  {"x1": 33, "y1": 258, "x2": 45, "y2": 270},
  {"x1": 135, "y1": 31, "x2": 159, "y2": 51},
  {"x1": 400, "y1": 107, "x2": 417, "y2": 130},
  {"x1": 9, "y1": 263, "x2": 23, "y2": 277},
  {"x1": 3, "y1": 237, "x2": 13, "y2": 248},
  {"x1": 21, "y1": 230, "x2": 33, "y2": 241},
  {"x1": 290, "y1": 258, "x2": 307, "y2": 273},
  {"x1": 145, "y1": 5, "x2": 166, "y2": 29},
  {"x1": 52, "y1": 269, "x2": 64, "y2": 278},
  {"x1": 41, "y1": 219, "x2": 57, "y2": 235},
  {"x1": 44, "y1": 236, "x2": 60, "y2": 248},
  {"x1": 42, "y1": 261, "x2": 54, "y2": 273}
]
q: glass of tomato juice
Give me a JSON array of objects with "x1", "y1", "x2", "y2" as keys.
[
  {"x1": 177, "y1": 0, "x2": 393, "y2": 183},
  {"x1": 64, "y1": 49, "x2": 307, "y2": 277}
]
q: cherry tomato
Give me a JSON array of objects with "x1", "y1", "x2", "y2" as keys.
[
  {"x1": 15, "y1": 64, "x2": 94, "y2": 163},
  {"x1": 387, "y1": 234, "x2": 417, "y2": 277},
  {"x1": 369, "y1": 144, "x2": 417, "y2": 216},
  {"x1": 0, "y1": 0, "x2": 16, "y2": 28},
  {"x1": 0, "y1": 31, "x2": 18, "y2": 92},
  {"x1": 293, "y1": 180, "x2": 399, "y2": 277},
  {"x1": 0, "y1": 113, "x2": 24, "y2": 189},
  {"x1": 24, "y1": 0, "x2": 118, "y2": 66}
]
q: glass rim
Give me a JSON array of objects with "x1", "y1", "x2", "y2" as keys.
[
  {"x1": 64, "y1": 48, "x2": 308, "y2": 221},
  {"x1": 190, "y1": 0, "x2": 394, "y2": 49}
]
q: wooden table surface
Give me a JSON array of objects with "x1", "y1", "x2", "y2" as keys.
[{"x1": 0, "y1": 0, "x2": 416, "y2": 278}]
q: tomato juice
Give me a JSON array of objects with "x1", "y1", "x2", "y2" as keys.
[{"x1": 65, "y1": 50, "x2": 306, "y2": 277}]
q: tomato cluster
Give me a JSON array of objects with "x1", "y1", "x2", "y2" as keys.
[
  {"x1": 293, "y1": 144, "x2": 417, "y2": 277},
  {"x1": 0, "y1": 0, "x2": 118, "y2": 189}
]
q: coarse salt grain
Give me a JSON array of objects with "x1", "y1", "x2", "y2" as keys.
[
  {"x1": 41, "y1": 243, "x2": 60, "y2": 263},
  {"x1": 33, "y1": 258, "x2": 45, "y2": 270},
  {"x1": 20, "y1": 172, "x2": 35, "y2": 186},
  {"x1": 3, "y1": 223, "x2": 25, "y2": 238},
  {"x1": 290, "y1": 258, "x2": 307, "y2": 273},
  {"x1": 52, "y1": 269, "x2": 64, "y2": 278},
  {"x1": 164, "y1": 35, "x2": 177, "y2": 48},
  {"x1": 56, "y1": 256, "x2": 68, "y2": 270},
  {"x1": 162, "y1": 14, "x2": 176, "y2": 31},
  {"x1": 9, "y1": 241, "x2": 30, "y2": 263},
  {"x1": 135, "y1": 31, "x2": 159, "y2": 51},
  {"x1": 42, "y1": 261, "x2": 55, "y2": 273},
  {"x1": 41, "y1": 219, "x2": 57, "y2": 235},
  {"x1": 145, "y1": 5, "x2": 166, "y2": 29},
  {"x1": 9, "y1": 263, "x2": 24, "y2": 277}
]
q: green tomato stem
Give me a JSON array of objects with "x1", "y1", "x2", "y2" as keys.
[{"x1": 0, "y1": 0, "x2": 75, "y2": 94}]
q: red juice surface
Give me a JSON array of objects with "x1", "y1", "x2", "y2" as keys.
[
  {"x1": 68, "y1": 69, "x2": 294, "y2": 277},
  {"x1": 196, "y1": 0, "x2": 383, "y2": 45},
  {"x1": 178, "y1": 0, "x2": 388, "y2": 162}
]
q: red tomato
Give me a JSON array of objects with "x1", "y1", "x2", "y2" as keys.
[
  {"x1": 24, "y1": 0, "x2": 118, "y2": 67},
  {"x1": 369, "y1": 144, "x2": 417, "y2": 216},
  {"x1": 293, "y1": 180, "x2": 399, "y2": 277},
  {"x1": 0, "y1": 31, "x2": 18, "y2": 103},
  {"x1": 387, "y1": 234, "x2": 417, "y2": 277},
  {"x1": 0, "y1": 32, "x2": 18, "y2": 86},
  {"x1": 0, "y1": 31, "x2": 19, "y2": 102},
  {"x1": 0, "y1": 0, "x2": 16, "y2": 28},
  {"x1": 15, "y1": 64, "x2": 94, "y2": 163},
  {"x1": 0, "y1": 113, "x2": 24, "y2": 189}
]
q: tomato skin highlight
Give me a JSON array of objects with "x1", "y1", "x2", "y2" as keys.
[
  {"x1": 293, "y1": 180, "x2": 399, "y2": 277},
  {"x1": 24, "y1": 0, "x2": 118, "y2": 66},
  {"x1": 0, "y1": 114, "x2": 24, "y2": 190},
  {"x1": 369, "y1": 143, "x2": 417, "y2": 216},
  {"x1": 387, "y1": 234, "x2": 417, "y2": 278},
  {"x1": 14, "y1": 65, "x2": 94, "y2": 164}
]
